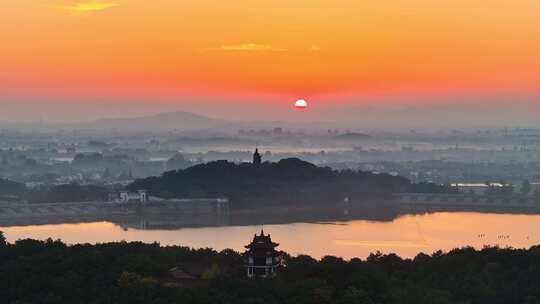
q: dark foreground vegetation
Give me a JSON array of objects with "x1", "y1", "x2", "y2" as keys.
[
  {"x1": 1, "y1": 232, "x2": 539, "y2": 304},
  {"x1": 129, "y1": 158, "x2": 453, "y2": 207}
]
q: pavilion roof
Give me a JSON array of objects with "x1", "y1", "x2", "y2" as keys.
[{"x1": 245, "y1": 230, "x2": 279, "y2": 249}]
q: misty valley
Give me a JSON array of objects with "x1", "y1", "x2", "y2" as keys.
[{"x1": 1, "y1": 121, "x2": 540, "y2": 259}]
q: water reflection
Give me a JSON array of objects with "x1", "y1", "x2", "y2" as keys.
[{"x1": 2, "y1": 212, "x2": 539, "y2": 259}]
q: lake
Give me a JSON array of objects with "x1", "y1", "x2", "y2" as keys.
[{"x1": 2, "y1": 212, "x2": 539, "y2": 259}]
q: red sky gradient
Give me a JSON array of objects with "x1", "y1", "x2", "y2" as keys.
[{"x1": 1, "y1": 1, "x2": 539, "y2": 122}]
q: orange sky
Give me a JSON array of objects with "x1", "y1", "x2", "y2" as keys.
[{"x1": 1, "y1": 0, "x2": 539, "y2": 107}]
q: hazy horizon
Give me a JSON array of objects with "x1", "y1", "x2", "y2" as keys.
[{"x1": 2, "y1": 97, "x2": 539, "y2": 131}]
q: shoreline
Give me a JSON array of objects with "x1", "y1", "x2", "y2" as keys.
[{"x1": 1, "y1": 195, "x2": 540, "y2": 228}]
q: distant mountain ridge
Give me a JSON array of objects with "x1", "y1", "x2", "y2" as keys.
[
  {"x1": 78, "y1": 111, "x2": 343, "y2": 131},
  {"x1": 85, "y1": 111, "x2": 229, "y2": 130},
  {"x1": 0, "y1": 110, "x2": 345, "y2": 132}
]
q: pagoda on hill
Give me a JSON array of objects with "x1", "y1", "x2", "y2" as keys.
[
  {"x1": 244, "y1": 230, "x2": 281, "y2": 278},
  {"x1": 252, "y1": 148, "x2": 262, "y2": 165}
]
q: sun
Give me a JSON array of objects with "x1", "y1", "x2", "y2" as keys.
[{"x1": 294, "y1": 99, "x2": 308, "y2": 109}]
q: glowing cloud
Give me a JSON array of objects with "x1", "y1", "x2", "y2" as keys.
[
  {"x1": 56, "y1": 1, "x2": 119, "y2": 13},
  {"x1": 208, "y1": 43, "x2": 288, "y2": 52}
]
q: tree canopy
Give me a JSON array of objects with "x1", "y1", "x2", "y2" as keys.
[{"x1": 0, "y1": 236, "x2": 539, "y2": 304}]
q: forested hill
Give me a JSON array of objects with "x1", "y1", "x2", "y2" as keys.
[{"x1": 129, "y1": 158, "x2": 451, "y2": 206}]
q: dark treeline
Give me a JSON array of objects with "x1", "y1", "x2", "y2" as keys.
[
  {"x1": 0, "y1": 179, "x2": 109, "y2": 204},
  {"x1": 129, "y1": 158, "x2": 454, "y2": 207},
  {"x1": 0, "y1": 233, "x2": 539, "y2": 304},
  {"x1": 26, "y1": 183, "x2": 109, "y2": 204},
  {"x1": 0, "y1": 178, "x2": 26, "y2": 197}
]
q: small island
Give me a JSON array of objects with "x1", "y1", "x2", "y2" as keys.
[{"x1": 129, "y1": 149, "x2": 451, "y2": 208}]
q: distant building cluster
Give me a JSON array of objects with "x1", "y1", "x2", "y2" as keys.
[{"x1": 109, "y1": 190, "x2": 148, "y2": 203}]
